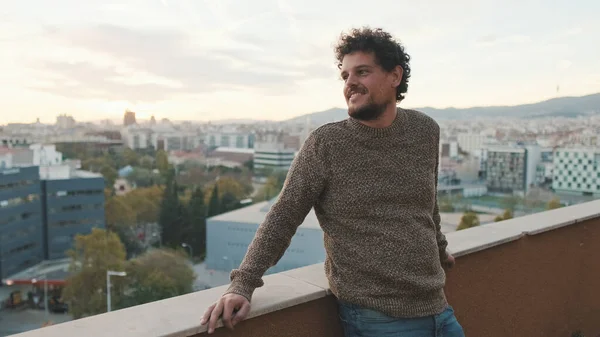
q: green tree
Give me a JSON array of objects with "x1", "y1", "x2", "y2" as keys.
[
  {"x1": 501, "y1": 195, "x2": 522, "y2": 211},
  {"x1": 457, "y1": 211, "x2": 480, "y2": 231},
  {"x1": 159, "y1": 175, "x2": 185, "y2": 247},
  {"x1": 494, "y1": 208, "x2": 514, "y2": 222},
  {"x1": 186, "y1": 187, "x2": 207, "y2": 259},
  {"x1": 207, "y1": 184, "x2": 220, "y2": 217},
  {"x1": 155, "y1": 150, "x2": 169, "y2": 173},
  {"x1": 127, "y1": 167, "x2": 164, "y2": 188},
  {"x1": 62, "y1": 229, "x2": 127, "y2": 319},
  {"x1": 120, "y1": 249, "x2": 195, "y2": 308},
  {"x1": 122, "y1": 148, "x2": 140, "y2": 167},
  {"x1": 547, "y1": 197, "x2": 562, "y2": 210},
  {"x1": 253, "y1": 173, "x2": 287, "y2": 202}
]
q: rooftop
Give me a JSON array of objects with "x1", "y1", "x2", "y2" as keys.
[{"x1": 13, "y1": 199, "x2": 600, "y2": 337}]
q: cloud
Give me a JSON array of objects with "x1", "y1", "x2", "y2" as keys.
[
  {"x1": 475, "y1": 34, "x2": 531, "y2": 47},
  {"x1": 31, "y1": 24, "x2": 335, "y2": 101}
]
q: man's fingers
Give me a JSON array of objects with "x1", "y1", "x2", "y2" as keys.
[
  {"x1": 200, "y1": 303, "x2": 216, "y2": 325},
  {"x1": 222, "y1": 300, "x2": 235, "y2": 330},
  {"x1": 208, "y1": 301, "x2": 224, "y2": 334},
  {"x1": 232, "y1": 301, "x2": 251, "y2": 326}
]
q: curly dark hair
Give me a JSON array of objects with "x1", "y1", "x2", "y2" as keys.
[{"x1": 334, "y1": 27, "x2": 411, "y2": 102}]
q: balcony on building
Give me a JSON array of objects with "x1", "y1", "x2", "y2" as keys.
[{"x1": 13, "y1": 199, "x2": 600, "y2": 337}]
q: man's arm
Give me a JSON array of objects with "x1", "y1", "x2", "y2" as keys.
[
  {"x1": 432, "y1": 128, "x2": 450, "y2": 265},
  {"x1": 224, "y1": 131, "x2": 328, "y2": 301}
]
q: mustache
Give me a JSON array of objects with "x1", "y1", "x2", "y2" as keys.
[{"x1": 346, "y1": 85, "x2": 368, "y2": 98}]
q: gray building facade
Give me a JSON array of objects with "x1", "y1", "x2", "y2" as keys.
[
  {"x1": 0, "y1": 166, "x2": 105, "y2": 279},
  {"x1": 41, "y1": 175, "x2": 105, "y2": 260},
  {"x1": 0, "y1": 166, "x2": 45, "y2": 280}
]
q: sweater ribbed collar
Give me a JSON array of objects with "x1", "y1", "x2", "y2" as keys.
[{"x1": 347, "y1": 107, "x2": 406, "y2": 138}]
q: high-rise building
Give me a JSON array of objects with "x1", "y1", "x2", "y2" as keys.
[
  {"x1": 485, "y1": 145, "x2": 541, "y2": 195},
  {"x1": 123, "y1": 110, "x2": 137, "y2": 126},
  {"x1": 0, "y1": 148, "x2": 106, "y2": 279},
  {"x1": 0, "y1": 166, "x2": 45, "y2": 280},
  {"x1": 552, "y1": 147, "x2": 600, "y2": 196}
]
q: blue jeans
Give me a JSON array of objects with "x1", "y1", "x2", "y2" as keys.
[{"x1": 338, "y1": 300, "x2": 465, "y2": 337}]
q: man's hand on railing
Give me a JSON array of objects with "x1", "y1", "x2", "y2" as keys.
[{"x1": 201, "y1": 293, "x2": 251, "y2": 334}]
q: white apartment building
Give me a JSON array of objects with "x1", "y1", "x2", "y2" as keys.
[
  {"x1": 457, "y1": 133, "x2": 487, "y2": 155},
  {"x1": 121, "y1": 125, "x2": 202, "y2": 151},
  {"x1": 253, "y1": 131, "x2": 296, "y2": 171},
  {"x1": 205, "y1": 132, "x2": 254, "y2": 149},
  {"x1": 552, "y1": 147, "x2": 600, "y2": 196}
]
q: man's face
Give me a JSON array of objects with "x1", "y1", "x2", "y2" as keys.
[{"x1": 340, "y1": 51, "x2": 401, "y2": 121}]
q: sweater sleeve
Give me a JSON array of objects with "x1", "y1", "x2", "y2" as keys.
[
  {"x1": 224, "y1": 132, "x2": 327, "y2": 301},
  {"x1": 432, "y1": 132, "x2": 449, "y2": 262}
]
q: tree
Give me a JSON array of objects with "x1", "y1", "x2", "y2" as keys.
[
  {"x1": 547, "y1": 197, "x2": 562, "y2": 210},
  {"x1": 501, "y1": 195, "x2": 522, "y2": 211},
  {"x1": 253, "y1": 173, "x2": 287, "y2": 202},
  {"x1": 120, "y1": 249, "x2": 196, "y2": 309},
  {"x1": 62, "y1": 229, "x2": 127, "y2": 319},
  {"x1": 159, "y1": 175, "x2": 185, "y2": 247},
  {"x1": 122, "y1": 148, "x2": 140, "y2": 167},
  {"x1": 105, "y1": 197, "x2": 136, "y2": 230},
  {"x1": 155, "y1": 150, "x2": 170, "y2": 173},
  {"x1": 207, "y1": 184, "x2": 220, "y2": 217},
  {"x1": 186, "y1": 187, "x2": 207, "y2": 259},
  {"x1": 457, "y1": 211, "x2": 480, "y2": 231},
  {"x1": 127, "y1": 168, "x2": 164, "y2": 188},
  {"x1": 494, "y1": 208, "x2": 514, "y2": 222}
]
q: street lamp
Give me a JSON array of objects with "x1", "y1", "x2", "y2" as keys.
[
  {"x1": 32, "y1": 274, "x2": 48, "y2": 319},
  {"x1": 106, "y1": 270, "x2": 127, "y2": 312},
  {"x1": 181, "y1": 243, "x2": 193, "y2": 258}
]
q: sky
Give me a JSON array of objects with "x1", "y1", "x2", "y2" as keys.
[{"x1": 1, "y1": 0, "x2": 599, "y2": 123}]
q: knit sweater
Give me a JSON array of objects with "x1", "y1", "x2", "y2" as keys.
[{"x1": 225, "y1": 108, "x2": 449, "y2": 318}]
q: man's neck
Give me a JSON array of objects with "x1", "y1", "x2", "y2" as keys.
[{"x1": 358, "y1": 104, "x2": 398, "y2": 128}]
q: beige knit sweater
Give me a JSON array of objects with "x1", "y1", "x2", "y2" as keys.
[{"x1": 225, "y1": 108, "x2": 449, "y2": 318}]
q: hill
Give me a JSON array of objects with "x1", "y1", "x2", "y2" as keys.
[{"x1": 285, "y1": 93, "x2": 600, "y2": 124}]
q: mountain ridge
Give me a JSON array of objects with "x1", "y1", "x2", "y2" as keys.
[{"x1": 283, "y1": 93, "x2": 600, "y2": 125}]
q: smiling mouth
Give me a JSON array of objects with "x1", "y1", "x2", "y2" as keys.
[{"x1": 348, "y1": 91, "x2": 366, "y2": 101}]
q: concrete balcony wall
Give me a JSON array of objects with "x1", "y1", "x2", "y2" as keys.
[{"x1": 14, "y1": 200, "x2": 600, "y2": 337}]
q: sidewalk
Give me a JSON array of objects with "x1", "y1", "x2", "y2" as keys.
[{"x1": 0, "y1": 309, "x2": 72, "y2": 336}]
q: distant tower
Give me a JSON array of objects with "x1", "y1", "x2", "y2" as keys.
[
  {"x1": 150, "y1": 115, "x2": 157, "y2": 126},
  {"x1": 124, "y1": 110, "x2": 137, "y2": 126}
]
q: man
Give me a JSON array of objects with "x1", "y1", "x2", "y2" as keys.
[{"x1": 201, "y1": 27, "x2": 465, "y2": 336}]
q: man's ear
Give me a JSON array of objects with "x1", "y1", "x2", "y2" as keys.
[{"x1": 391, "y1": 65, "x2": 403, "y2": 88}]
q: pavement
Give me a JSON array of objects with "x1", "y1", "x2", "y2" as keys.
[{"x1": 0, "y1": 309, "x2": 72, "y2": 336}]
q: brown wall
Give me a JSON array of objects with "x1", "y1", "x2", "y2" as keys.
[
  {"x1": 194, "y1": 296, "x2": 343, "y2": 337},
  {"x1": 197, "y1": 217, "x2": 600, "y2": 337}
]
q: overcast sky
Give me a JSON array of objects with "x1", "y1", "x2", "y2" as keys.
[{"x1": 1, "y1": 0, "x2": 599, "y2": 123}]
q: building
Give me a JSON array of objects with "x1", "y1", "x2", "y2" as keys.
[
  {"x1": 55, "y1": 114, "x2": 76, "y2": 129},
  {"x1": 123, "y1": 110, "x2": 137, "y2": 126},
  {"x1": 0, "y1": 154, "x2": 105, "y2": 279},
  {"x1": 205, "y1": 198, "x2": 325, "y2": 274},
  {"x1": 535, "y1": 148, "x2": 554, "y2": 187},
  {"x1": 41, "y1": 166, "x2": 105, "y2": 260},
  {"x1": 0, "y1": 166, "x2": 45, "y2": 280},
  {"x1": 552, "y1": 147, "x2": 600, "y2": 196},
  {"x1": 253, "y1": 131, "x2": 296, "y2": 171},
  {"x1": 457, "y1": 133, "x2": 487, "y2": 155},
  {"x1": 485, "y1": 145, "x2": 541, "y2": 195},
  {"x1": 205, "y1": 132, "x2": 254, "y2": 149}
]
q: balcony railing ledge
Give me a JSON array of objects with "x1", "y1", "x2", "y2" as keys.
[
  {"x1": 13, "y1": 199, "x2": 600, "y2": 337},
  {"x1": 447, "y1": 199, "x2": 600, "y2": 257}
]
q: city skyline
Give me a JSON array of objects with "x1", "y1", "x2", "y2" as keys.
[{"x1": 2, "y1": 0, "x2": 599, "y2": 123}]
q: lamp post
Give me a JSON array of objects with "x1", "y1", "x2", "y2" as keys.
[
  {"x1": 181, "y1": 243, "x2": 193, "y2": 259},
  {"x1": 106, "y1": 270, "x2": 127, "y2": 312},
  {"x1": 32, "y1": 274, "x2": 48, "y2": 319}
]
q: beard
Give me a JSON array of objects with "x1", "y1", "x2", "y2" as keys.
[{"x1": 348, "y1": 98, "x2": 389, "y2": 121}]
